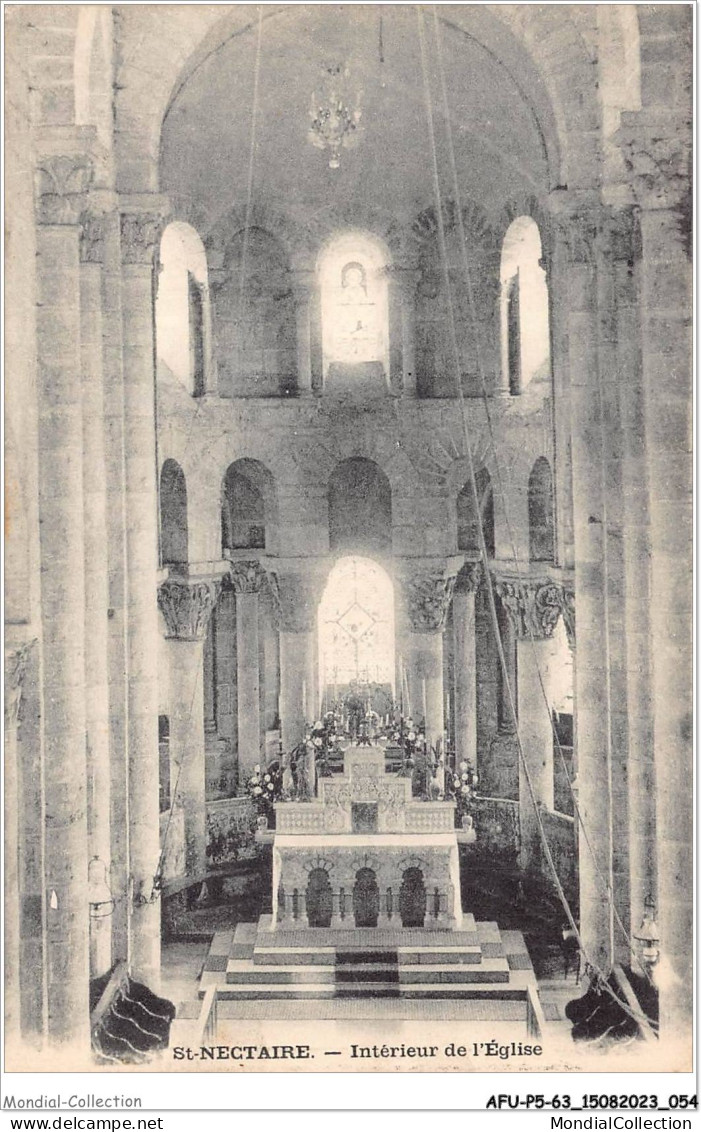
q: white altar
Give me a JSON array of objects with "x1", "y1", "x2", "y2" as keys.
[{"x1": 271, "y1": 748, "x2": 462, "y2": 930}]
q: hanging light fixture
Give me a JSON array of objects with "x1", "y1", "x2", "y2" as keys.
[
  {"x1": 634, "y1": 894, "x2": 660, "y2": 973},
  {"x1": 88, "y1": 856, "x2": 115, "y2": 919},
  {"x1": 308, "y1": 64, "x2": 363, "y2": 169}
]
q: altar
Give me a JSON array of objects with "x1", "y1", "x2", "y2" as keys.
[{"x1": 271, "y1": 747, "x2": 461, "y2": 930}]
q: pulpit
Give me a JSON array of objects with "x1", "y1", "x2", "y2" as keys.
[{"x1": 271, "y1": 747, "x2": 461, "y2": 929}]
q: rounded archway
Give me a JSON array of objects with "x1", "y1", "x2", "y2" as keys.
[
  {"x1": 500, "y1": 216, "x2": 550, "y2": 394},
  {"x1": 328, "y1": 457, "x2": 392, "y2": 557},
  {"x1": 221, "y1": 458, "x2": 277, "y2": 555},
  {"x1": 156, "y1": 222, "x2": 210, "y2": 396},
  {"x1": 159, "y1": 459, "x2": 188, "y2": 568},
  {"x1": 318, "y1": 556, "x2": 395, "y2": 718},
  {"x1": 528, "y1": 456, "x2": 555, "y2": 563}
]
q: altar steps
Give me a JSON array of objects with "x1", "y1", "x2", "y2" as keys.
[{"x1": 200, "y1": 918, "x2": 536, "y2": 1006}]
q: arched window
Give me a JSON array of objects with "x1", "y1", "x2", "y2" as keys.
[
  {"x1": 221, "y1": 459, "x2": 276, "y2": 553},
  {"x1": 318, "y1": 233, "x2": 390, "y2": 394},
  {"x1": 159, "y1": 459, "x2": 188, "y2": 568},
  {"x1": 457, "y1": 468, "x2": 494, "y2": 557},
  {"x1": 215, "y1": 227, "x2": 296, "y2": 397},
  {"x1": 156, "y1": 222, "x2": 209, "y2": 396},
  {"x1": 318, "y1": 556, "x2": 395, "y2": 696},
  {"x1": 328, "y1": 457, "x2": 392, "y2": 555},
  {"x1": 528, "y1": 456, "x2": 555, "y2": 563},
  {"x1": 500, "y1": 217, "x2": 550, "y2": 395}
]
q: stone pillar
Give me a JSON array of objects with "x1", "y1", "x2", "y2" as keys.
[
  {"x1": 35, "y1": 150, "x2": 92, "y2": 1047},
  {"x1": 551, "y1": 193, "x2": 614, "y2": 974},
  {"x1": 158, "y1": 577, "x2": 220, "y2": 875},
  {"x1": 619, "y1": 112, "x2": 692, "y2": 1036},
  {"x1": 271, "y1": 566, "x2": 322, "y2": 753},
  {"x1": 120, "y1": 201, "x2": 168, "y2": 987},
  {"x1": 452, "y1": 562, "x2": 481, "y2": 770},
  {"x1": 4, "y1": 641, "x2": 31, "y2": 1042},
  {"x1": 398, "y1": 565, "x2": 457, "y2": 750},
  {"x1": 100, "y1": 206, "x2": 130, "y2": 965},
  {"x1": 495, "y1": 578, "x2": 563, "y2": 874},
  {"x1": 79, "y1": 209, "x2": 112, "y2": 979},
  {"x1": 229, "y1": 561, "x2": 268, "y2": 778},
  {"x1": 291, "y1": 269, "x2": 313, "y2": 395}
]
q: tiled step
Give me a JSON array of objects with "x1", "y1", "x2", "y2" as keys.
[
  {"x1": 217, "y1": 980, "x2": 525, "y2": 1001},
  {"x1": 226, "y1": 958, "x2": 510, "y2": 986},
  {"x1": 252, "y1": 944, "x2": 484, "y2": 966}
]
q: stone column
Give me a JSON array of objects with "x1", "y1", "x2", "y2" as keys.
[
  {"x1": 35, "y1": 150, "x2": 92, "y2": 1047},
  {"x1": 271, "y1": 567, "x2": 322, "y2": 754},
  {"x1": 229, "y1": 561, "x2": 268, "y2": 779},
  {"x1": 79, "y1": 209, "x2": 112, "y2": 979},
  {"x1": 291, "y1": 269, "x2": 313, "y2": 396},
  {"x1": 398, "y1": 565, "x2": 457, "y2": 750},
  {"x1": 452, "y1": 562, "x2": 482, "y2": 770},
  {"x1": 158, "y1": 577, "x2": 219, "y2": 876},
  {"x1": 120, "y1": 201, "x2": 168, "y2": 987},
  {"x1": 100, "y1": 206, "x2": 130, "y2": 965},
  {"x1": 495, "y1": 578, "x2": 562, "y2": 875},
  {"x1": 619, "y1": 112, "x2": 692, "y2": 1036},
  {"x1": 4, "y1": 641, "x2": 31, "y2": 1042},
  {"x1": 550, "y1": 192, "x2": 614, "y2": 974}
]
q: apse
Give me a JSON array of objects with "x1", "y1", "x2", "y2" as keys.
[{"x1": 328, "y1": 457, "x2": 391, "y2": 556}]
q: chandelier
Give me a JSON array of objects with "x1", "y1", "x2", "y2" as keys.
[{"x1": 308, "y1": 64, "x2": 363, "y2": 170}]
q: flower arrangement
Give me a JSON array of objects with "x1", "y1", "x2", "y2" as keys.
[
  {"x1": 446, "y1": 761, "x2": 479, "y2": 821},
  {"x1": 308, "y1": 714, "x2": 342, "y2": 777},
  {"x1": 246, "y1": 762, "x2": 283, "y2": 818}
]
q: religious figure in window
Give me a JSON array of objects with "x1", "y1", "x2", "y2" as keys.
[{"x1": 332, "y1": 260, "x2": 380, "y2": 364}]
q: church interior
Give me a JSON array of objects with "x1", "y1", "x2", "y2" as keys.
[{"x1": 4, "y1": 4, "x2": 692, "y2": 1069}]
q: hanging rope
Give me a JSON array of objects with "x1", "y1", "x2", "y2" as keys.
[
  {"x1": 428, "y1": 6, "x2": 647, "y2": 978},
  {"x1": 416, "y1": 7, "x2": 655, "y2": 1031}
]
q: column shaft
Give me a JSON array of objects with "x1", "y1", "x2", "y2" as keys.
[
  {"x1": 80, "y1": 224, "x2": 112, "y2": 979},
  {"x1": 168, "y1": 640, "x2": 206, "y2": 874},
  {"x1": 516, "y1": 638, "x2": 553, "y2": 873},
  {"x1": 120, "y1": 210, "x2": 164, "y2": 987},
  {"x1": 280, "y1": 631, "x2": 314, "y2": 751},
  {"x1": 236, "y1": 591, "x2": 261, "y2": 776},
  {"x1": 452, "y1": 591, "x2": 477, "y2": 768},
  {"x1": 36, "y1": 201, "x2": 90, "y2": 1046}
]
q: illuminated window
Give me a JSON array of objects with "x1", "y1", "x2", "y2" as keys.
[
  {"x1": 156, "y1": 222, "x2": 209, "y2": 396},
  {"x1": 500, "y1": 217, "x2": 550, "y2": 394},
  {"x1": 318, "y1": 556, "x2": 395, "y2": 692},
  {"x1": 319, "y1": 234, "x2": 390, "y2": 381}
]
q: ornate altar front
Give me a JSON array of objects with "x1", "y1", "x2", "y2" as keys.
[{"x1": 271, "y1": 748, "x2": 461, "y2": 930}]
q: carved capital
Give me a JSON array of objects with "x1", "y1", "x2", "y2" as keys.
[
  {"x1": 35, "y1": 155, "x2": 93, "y2": 226},
  {"x1": 228, "y1": 559, "x2": 268, "y2": 596},
  {"x1": 79, "y1": 211, "x2": 106, "y2": 264},
  {"x1": 616, "y1": 114, "x2": 692, "y2": 212},
  {"x1": 455, "y1": 561, "x2": 482, "y2": 595},
  {"x1": 400, "y1": 569, "x2": 457, "y2": 633},
  {"x1": 5, "y1": 641, "x2": 33, "y2": 729},
  {"x1": 158, "y1": 578, "x2": 220, "y2": 641},
  {"x1": 493, "y1": 576, "x2": 565, "y2": 641},
  {"x1": 120, "y1": 212, "x2": 163, "y2": 266}
]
